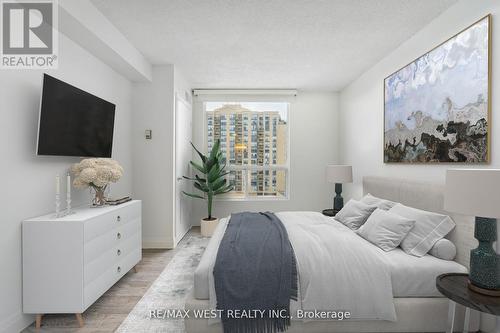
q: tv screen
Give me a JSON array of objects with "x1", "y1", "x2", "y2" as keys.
[{"x1": 37, "y1": 74, "x2": 116, "y2": 158}]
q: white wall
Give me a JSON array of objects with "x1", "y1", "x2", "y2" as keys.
[
  {"x1": 174, "y1": 66, "x2": 193, "y2": 105},
  {"x1": 0, "y1": 33, "x2": 133, "y2": 332},
  {"x1": 340, "y1": 0, "x2": 499, "y2": 198},
  {"x1": 132, "y1": 66, "x2": 175, "y2": 249},
  {"x1": 131, "y1": 65, "x2": 192, "y2": 249},
  {"x1": 190, "y1": 92, "x2": 340, "y2": 222},
  {"x1": 339, "y1": 1, "x2": 499, "y2": 331}
]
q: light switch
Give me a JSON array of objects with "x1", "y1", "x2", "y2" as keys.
[{"x1": 145, "y1": 130, "x2": 152, "y2": 140}]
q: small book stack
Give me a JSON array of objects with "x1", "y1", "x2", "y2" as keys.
[{"x1": 107, "y1": 196, "x2": 132, "y2": 205}]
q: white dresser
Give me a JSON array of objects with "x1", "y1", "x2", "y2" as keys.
[{"x1": 22, "y1": 200, "x2": 142, "y2": 327}]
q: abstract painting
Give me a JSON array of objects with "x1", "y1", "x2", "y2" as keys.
[{"x1": 384, "y1": 16, "x2": 490, "y2": 163}]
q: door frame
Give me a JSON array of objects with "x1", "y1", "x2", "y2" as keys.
[{"x1": 174, "y1": 93, "x2": 193, "y2": 246}]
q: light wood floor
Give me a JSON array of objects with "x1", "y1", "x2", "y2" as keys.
[{"x1": 22, "y1": 227, "x2": 200, "y2": 333}]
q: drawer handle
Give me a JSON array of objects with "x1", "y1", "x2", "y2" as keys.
[
  {"x1": 117, "y1": 266, "x2": 121, "y2": 273},
  {"x1": 117, "y1": 215, "x2": 121, "y2": 222},
  {"x1": 117, "y1": 232, "x2": 121, "y2": 240},
  {"x1": 117, "y1": 249, "x2": 121, "y2": 256}
]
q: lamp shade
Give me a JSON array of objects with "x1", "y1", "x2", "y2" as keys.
[
  {"x1": 444, "y1": 169, "x2": 500, "y2": 218},
  {"x1": 326, "y1": 165, "x2": 353, "y2": 184}
]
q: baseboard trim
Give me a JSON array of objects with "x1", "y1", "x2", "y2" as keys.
[
  {"x1": 142, "y1": 238, "x2": 174, "y2": 249},
  {"x1": 0, "y1": 311, "x2": 34, "y2": 333},
  {"x1": 174, "y1": 226, "x2": 192, "y2": 246}
]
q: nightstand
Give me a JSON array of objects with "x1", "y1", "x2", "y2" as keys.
[
  {"x1": 322, "y1": 209, "x2": 338, "y2": 217},
  {"x1": 436, "y1": 273, "x2": 500, "y2": 333}
]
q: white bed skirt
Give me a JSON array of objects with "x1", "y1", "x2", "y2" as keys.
[{"x1": 184, "y1": 289, "x2": 479, "y2": 333}]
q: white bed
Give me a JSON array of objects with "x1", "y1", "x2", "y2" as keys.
[
  {"x1": 194, "y1": 216, "x2": 467, "y2": 300},
  {"x1": 185, "y1": 176, "x2": 479, "y2": 332}
]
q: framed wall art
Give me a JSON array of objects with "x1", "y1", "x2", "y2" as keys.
[{"x1": 384, "y1": 15, "x2": 491, "y2": 163}]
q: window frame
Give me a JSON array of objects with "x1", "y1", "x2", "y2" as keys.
[{"x1": 202, "y1": 98, "x2": 291, "y2": 202}]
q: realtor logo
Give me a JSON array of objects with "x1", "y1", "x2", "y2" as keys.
[{"x1": 1, "y1": 0, "x2": 58, "y2": 69}]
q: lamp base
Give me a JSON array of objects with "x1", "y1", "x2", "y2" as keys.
[
  {"x1": 333, "y1": 183, "x2": 344, "y2": 211},
  {"x1": 469, "y1": 217, "x2": 499, "y2": 291},
  {"x1": 468, "y1": 280, "x2": 500, "y2": 297}
]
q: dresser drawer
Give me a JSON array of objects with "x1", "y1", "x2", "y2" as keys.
[
  {"x1": 84, "y1": 203, "x2": 141, "y2": 242},
  {"x1": 84, "y1": 246, "x2": 116, "y2": 286},
  {"x1": 117, "y1": 230, "x2": 141, "y2": 259},
  {"x1": 117, "y1": 217, "x2": 141, "y2": 241},
  {"x1": 118, "y1": 247, "x2": 142, "y2": 280},
  {"x1": 84, "y1": 218, "x2": 140, "y2": 281},
  {"x1": 84, "y1": 228, "x2": 118, "y2": 265},
  {"x1": 83, "y1": 247, "x2": 141, "y2": 309},
  {"x1": 83, "y1": 263, "x2": 118, "y2": 309},
  {"x1": 84, "y1": 217, "x2": 140, "y2": 264}
]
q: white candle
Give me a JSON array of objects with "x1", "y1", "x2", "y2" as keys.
[
  {"x1": 67, "y1": 173, "x2": 71, "y2": 197},
  {"x1": 66, "y1": 172, "x2": 72, "y2": 215},
  {"x1": 56, "y1": 174, "x2": 60, "y2": 195}
]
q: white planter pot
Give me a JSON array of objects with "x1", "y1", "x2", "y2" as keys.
[{"x1": 201, "y1": 218, "x2": 219, "y2": 237}]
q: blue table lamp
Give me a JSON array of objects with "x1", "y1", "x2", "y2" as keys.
[
  {"x1": 326, "y1": 165, "x2": 353, "y2": 213},
  {"x1": 444, "y1": 169, "x2": 500, "y2": 296}
]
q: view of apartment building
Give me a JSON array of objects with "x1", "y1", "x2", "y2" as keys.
[{"x1": 206, "y1": 104, "x2": 288, "y2": 197}]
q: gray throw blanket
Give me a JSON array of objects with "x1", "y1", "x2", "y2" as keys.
[{"x1": 214, "y1": 212, "x2": 298, "y2": 333}]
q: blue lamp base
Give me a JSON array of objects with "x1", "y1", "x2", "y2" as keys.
[{"x1": 468, "y1": 217, "x2": 500, "y2": 295}]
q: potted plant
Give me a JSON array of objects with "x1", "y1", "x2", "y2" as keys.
[{"x1": 183, "y1": 139, "x2": 234, "y2": 236}]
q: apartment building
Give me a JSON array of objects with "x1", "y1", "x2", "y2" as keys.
[{"x1": 207, "y1": 104, "x2": 287, "y2": 197}]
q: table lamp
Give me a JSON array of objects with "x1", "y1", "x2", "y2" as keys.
[
  {"x1": 444, "y1": 169, "x2": 500, "y2": 296},
  {"x1": 326, "y1": 165, "x2": 353, "y2": 212}
]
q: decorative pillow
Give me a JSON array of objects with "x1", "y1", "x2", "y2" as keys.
[
  {"x1": 429, "y1": 239, "x2": 457, "y2": 261},
  {"x1": 334, "y1": 200, "x2": 377, "y2": 230},
  {"x1": 360, "y1": 193, "x2": 397, "y2": 210},
  {"x1": 357, "y1": 208, "x2": 415, "y2": 251},
  {"x1": 389, "y1": 203, "x2": 456, "y2": 257}
]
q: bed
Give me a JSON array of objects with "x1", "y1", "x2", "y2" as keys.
[{"x1": 184, "y1": 176, "x2": 480, "y2": 332}]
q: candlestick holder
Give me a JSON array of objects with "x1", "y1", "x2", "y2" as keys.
[
  {"x1": 65, "y1": 192, "x2": 74, "y2": 216},
  {"x1": 55, "y1": 192, "x2": 62, "y2": 218}
]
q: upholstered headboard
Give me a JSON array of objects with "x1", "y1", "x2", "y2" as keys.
[{"x1": 363, "y1": 176, "x2": 476, "y2": 268}]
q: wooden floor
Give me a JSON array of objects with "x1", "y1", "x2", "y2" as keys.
[{"x1": 23, "y1": 228, "x2": 200, "y2": 333}]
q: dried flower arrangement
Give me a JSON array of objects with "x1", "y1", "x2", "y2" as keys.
[{"x1": 71, "y1": 158, "x2": 123, "y2": 206}]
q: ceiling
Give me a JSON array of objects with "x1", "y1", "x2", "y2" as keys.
[{"x1": 91, "y1": 0, "x2": 457, "y2": 91}]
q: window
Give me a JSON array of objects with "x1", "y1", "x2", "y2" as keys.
[{"x1": 205, "y1": 101, "x2": 289, "y2": 199}]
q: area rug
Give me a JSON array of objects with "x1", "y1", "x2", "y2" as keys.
[{"x1": 116, "y1": 234, "x2": 208, "y2": 333}]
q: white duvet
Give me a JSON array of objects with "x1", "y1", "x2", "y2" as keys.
[{"x1": 205, "y1": 211, "x2": 397, "y2": 323}]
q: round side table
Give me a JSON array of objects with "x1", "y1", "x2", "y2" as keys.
[
  {"x1": 322, "y1": 209, "x2": 338, "y2": 217},
  {"x1": 436, "y1": 273, "x2": 500, "y2": 333}
]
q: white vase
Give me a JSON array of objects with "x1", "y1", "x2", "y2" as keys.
[{"x1": 201, "y1": 217, "x2": 219, "y2": 237}]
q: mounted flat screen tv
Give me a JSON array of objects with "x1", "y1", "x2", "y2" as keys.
[{"x1": 37, "y1": 74, "x2": 116, "y2": 157}]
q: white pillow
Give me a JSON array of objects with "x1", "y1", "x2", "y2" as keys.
[
  {"x1": 360, "y1": 193, "x2": 397, "y2": 210},
  {"x1": 389, "y1": 203, "x2": 455, "y2": 257},
  {"x1": 357, "y1": 208, "x2": 415, "y2": 251},
  {"x1": 429, "y1": 239, "x2": 457, "y2": 261},
  {"x1": 335, "y1": 199, "x2": 377, "y2": 230}
]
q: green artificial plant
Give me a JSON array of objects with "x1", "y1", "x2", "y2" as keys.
[{"x1": 182, "y1": 139, "x2": 234, "y2": 220}]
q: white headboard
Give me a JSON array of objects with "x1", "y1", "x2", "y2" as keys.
[{"x1": 363, "y1": 176, "x2": 476, "y2": 268}]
